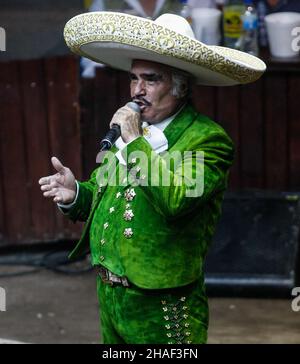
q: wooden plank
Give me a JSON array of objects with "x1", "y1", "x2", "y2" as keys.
[
  {"x1": 81, "y1": 68, "x2": 125, "y2": 187},
  {"x1": 0, "y1": 61, "x2": 31, "y2": 243},
  {"x1": 79, "y1": 67, "x2": 119, "y2": 180},
  {"x1": 19, "y1": 59, "x2": 56, "y2": 242},
  {"x1": 44, "y1": 56, "x2": 83, "y2": 239},
  {"x1": 288, "y1": 73, "x2": 300, "y2": 190},
  {"x1": 239, "y1": 80, "x2": 264, "y2": 189},
  {"x1": 118, "y1": 70, "x2": 131, "y2": 108},
  {"x1": 83, "y1": 66, "x2": 120, "y2": 176},
  {"x1": 264, "y1": 73, "x2": 288, "y2": 190},
  {"x1": 81, "y1": 69, "x2": 130, "y2": 180},
  {"x1": 0, "y1": 148, "x2": 5, "y2": 245},
  {"x1": 95, "y1": 67, "x2": 119, "y2": 140},
  {"x1": 80, "y1": 77, "x2": 97, "y2": 180},
  {"x1": 216, "y1": 86, "x2": 240, "y2": 190}
]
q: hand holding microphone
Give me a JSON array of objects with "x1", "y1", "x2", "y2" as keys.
[{"x1": 100, "y1": 102, "x2": 141, "y2": 151}]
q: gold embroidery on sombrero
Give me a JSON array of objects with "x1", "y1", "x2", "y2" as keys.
[{"x1": 64, "y1": 13, "x2": 262, "y2": 84}]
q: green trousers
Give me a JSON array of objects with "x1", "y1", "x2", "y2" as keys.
[{"x1": 96, "y1": 276, "x2": 209, "y2": 344}]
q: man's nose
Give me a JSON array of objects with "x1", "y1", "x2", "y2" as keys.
[{"x1": 133, "y1": 80, "x2": 146, "y2": 96}]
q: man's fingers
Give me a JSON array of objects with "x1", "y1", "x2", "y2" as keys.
[
  {"x1": 53, "y1": 192, "x2": 64, "y2": 203},
  {"x1": 40, "y1": 181, "x2": 58, "y2": 191},
  {"x1": 39, "y1": 156, "x2": 67, "y2": 186},
  {"x1": 40, "y1": 185, "x2": 51, "y2": 192},
  {"x1": 43, "y1": 188, "x2": 58, "y2": 198},
  {"x1": 42, "y1": 187, "x2": 65, "y2": 203},
  {"x1": 53, "y1": 196, "x2": 62, "y2": 203},
  {"x1": 38, "y1": 177, "x2": 51, "y2": 185},
  {"x1": 109, "y1": 117, "x2": 120, "y2": 129},
  {"x1": 39, "y1": 176, "x2": 59, "y2": 187},
  {"x1": 109, "y1": 107, "x2": 132, "y2": 128},
  {"x1": 51, "y1": 156, "x2": 65, "y2": 173}
]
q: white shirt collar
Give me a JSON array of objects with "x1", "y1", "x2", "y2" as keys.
[{"x1": 142, "y1": 103, "x2": 185, "y2": 131}]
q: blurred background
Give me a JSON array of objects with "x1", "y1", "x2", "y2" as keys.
[{"x1": 0, "y1": 0, "x2": 300, "y2": 344}]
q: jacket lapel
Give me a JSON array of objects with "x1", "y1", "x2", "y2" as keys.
[{"x1": 163, "y1": 103, "x2": 197, "y2": 150}]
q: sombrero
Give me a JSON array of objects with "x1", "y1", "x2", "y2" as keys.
[{"x1": 64, "y1": 11, "x2": 266, "y2": 86}]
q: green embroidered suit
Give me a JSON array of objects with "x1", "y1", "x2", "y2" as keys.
[
  {"x1": 62, "y1": 103, "x2": 234, "y2": 343},
  {"x1": 65, "y1": 103, "x2": 234, "y2": 289}
]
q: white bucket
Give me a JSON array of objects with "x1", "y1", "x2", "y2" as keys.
[
  {"x1": 265, "y1": 12, "x2": 300, "y2": 58},
  {"x1": 192, "y1": 8, "x2": 222, "y2": 45}
]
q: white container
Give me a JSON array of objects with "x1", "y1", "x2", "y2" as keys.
[
  {"x1": 191, "y1": 8, "x2": 222, "y2": 45},
  {"x1": 265, "y1": 12, "x2": 300, "y2": 58}
]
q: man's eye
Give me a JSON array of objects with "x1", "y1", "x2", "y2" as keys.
[{"x1": 129, "y1": 75, "x2": 138, "y2": 81}]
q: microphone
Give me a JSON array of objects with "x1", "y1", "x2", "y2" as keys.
[{"x1": 99, "y1": 102, "x2": 141, "y2": 151}]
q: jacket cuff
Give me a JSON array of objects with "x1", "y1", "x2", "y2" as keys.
[
  {"x1": 57, "y1": 181, "x2": 91, "y2": 222},
  {"x1": 57, "y1": 180, "x2": 79, "y2": 211}
]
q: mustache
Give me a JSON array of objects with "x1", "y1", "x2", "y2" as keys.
[{"x1": 132, "y1": 98, "x2": 152, "y2": 107}]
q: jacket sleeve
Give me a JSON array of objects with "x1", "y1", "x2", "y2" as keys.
[
  {"x1": 58, "y1": 167, "x2": 99, "y2": 223},
  {"x1": 121, "y1": 131, "x2": 234, "y2": 218}
]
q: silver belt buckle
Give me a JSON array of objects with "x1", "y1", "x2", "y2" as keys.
[
  {"x1": 97, "y1": 266, "x2": 130, "y2": 287},
  {"x1": 121, "y1": 277, "x2": 130, "y2": 287},
  {"x1": 98, "y1": 267, "x2": 114, "y2": 286}
]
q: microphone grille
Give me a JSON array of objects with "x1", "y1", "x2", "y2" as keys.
[{"x1": 126, "y1": 101, "x2": 141, "y2": 113}]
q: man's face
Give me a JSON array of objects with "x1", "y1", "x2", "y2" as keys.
[{"x1": 130, "y1": 60, "x2": 182, "y2": 124}]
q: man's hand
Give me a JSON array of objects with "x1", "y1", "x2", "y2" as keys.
[
  {"x1": 110, "y1": 104, "x2": 142, "y2": 144},
  {"x1": 38, "y1": 157, "x2": 76, "y2": 204}
]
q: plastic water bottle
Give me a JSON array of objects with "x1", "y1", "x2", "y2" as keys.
[
  {"x1": 257, "y1": 0, "x2": 268, "y2": 47},
  {"x1": 223, "y1": 0, "x2": 245, "y2": 49},
  {"x1": 216, "y1": 0, "x2": 227, "y2": 12},
  {"x1": 238, "y1": 0, "x2": 259, "y2": 56},
  {"x1": 178, "y1": 0, "x2": 193, "y2": 25}
]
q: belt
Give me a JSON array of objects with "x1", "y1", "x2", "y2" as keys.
[{"x1": 95, "y1": 265, "x2": 130, "y2": 287}]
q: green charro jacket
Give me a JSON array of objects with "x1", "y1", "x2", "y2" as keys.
[{"x1": 63, "y1": 103, "x2": 234, "y2": 289}]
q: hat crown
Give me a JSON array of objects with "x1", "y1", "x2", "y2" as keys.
[{"x1": 154, "y1": 13, "x2": 195, "y2": 39}]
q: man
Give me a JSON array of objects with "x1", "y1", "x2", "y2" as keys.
[{"x1": 39, "y1": 13, "x2": 265, "y2": 343}]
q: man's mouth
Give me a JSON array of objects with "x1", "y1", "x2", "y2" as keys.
[
  {"x1": 132, "y1": 99, "x2": 151, "y2": 112},
  {"x1": 140, "y1": 104, "x2": 148, "y2": 113}
]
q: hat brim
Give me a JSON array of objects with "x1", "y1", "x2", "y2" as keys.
[{"x1": 64, "y1": 12, "x2": 266, "y2": 86}]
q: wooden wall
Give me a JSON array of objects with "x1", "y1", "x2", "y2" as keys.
[
  {"x1": 0, "y1": 55, "x2": 300, "y2": 246},
  {"x1": 0, "y1": 56, "x2": 83, "y2": 246},
  {"x1": 194, "y1": 71, "x2": 300, "y2": 192}
]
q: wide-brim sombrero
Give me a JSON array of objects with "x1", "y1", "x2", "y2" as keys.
[{"x1": 64, "y1": 11, "x2": 266, "y2": 86}]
